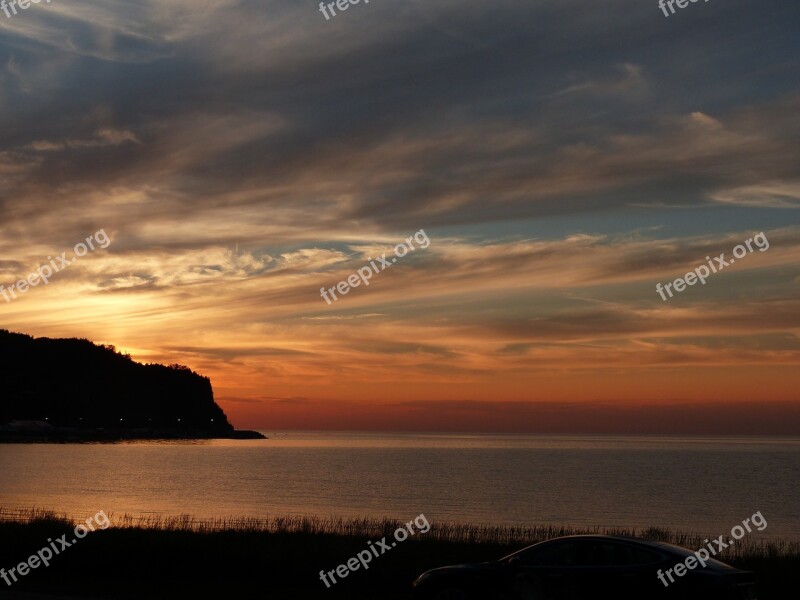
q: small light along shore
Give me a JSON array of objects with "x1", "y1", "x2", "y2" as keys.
[
  {"x1": 1, "y1": 509, "x2": 797, "y2": 599},
  {"x1": 0, "y1": 427, "x2": 266, "y2": 443}
]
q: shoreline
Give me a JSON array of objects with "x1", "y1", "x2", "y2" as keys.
[{"x1": 0, "y1": 429, "x2": 266, "y2": 443}]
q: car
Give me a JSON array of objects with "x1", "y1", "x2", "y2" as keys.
[{"x1": 411, "y1": 534, "x2": 758, "y2": 600}]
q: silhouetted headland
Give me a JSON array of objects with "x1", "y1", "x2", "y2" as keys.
[{"x1": 0, "y1": 329, "x2": 265, "y2": 442}]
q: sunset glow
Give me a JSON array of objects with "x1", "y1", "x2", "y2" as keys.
[{"x1": 1, "y1": 0, "x2": 798, "y2": 433}]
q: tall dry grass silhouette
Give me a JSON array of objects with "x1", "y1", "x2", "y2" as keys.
[{"x1": 2, "y1": 507, "x2": 796, "y2": 560}]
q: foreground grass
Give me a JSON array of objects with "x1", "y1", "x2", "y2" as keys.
[{"x1": 1, "y1": 509, "x2": 798, "y2": 599}]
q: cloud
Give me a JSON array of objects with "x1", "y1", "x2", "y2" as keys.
[
  {"x1": 710, "y1": 181, "x2": 800, "y2": 209},
  {"x1": 25, "y1": 128, "x2": 141, "y2": 151},
  {"x1": 552, "y1": 62, "x2": 648, "y2": 98},
  {"x1": 0, "y1": 1, "x2": 796, "y2": 237}
]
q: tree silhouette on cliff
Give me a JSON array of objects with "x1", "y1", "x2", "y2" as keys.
[{"x1": 0, "y1": 329, "x2": 235, "y2": 435}]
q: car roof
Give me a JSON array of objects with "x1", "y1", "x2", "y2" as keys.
[
  {"x1": 506, "y1": 534, "x2": 686, "y2": 558},
  {"x1": 509, "y1": 535, "x2": 735, "y2": 570},
  {"x1": 502, "y1": 535, "x2": 654, "y2": 560},
  {"x1": 537, "y1": 534, "x2": 664, "y2": 547}
]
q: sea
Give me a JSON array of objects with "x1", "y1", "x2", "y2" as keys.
[{"x1": 1, "y1": 432, "x2": 798, "y2": 539}]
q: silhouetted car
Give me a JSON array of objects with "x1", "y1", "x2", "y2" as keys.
[{"x1": 411, "y1": 535, "x2": 758, "y2": 600}]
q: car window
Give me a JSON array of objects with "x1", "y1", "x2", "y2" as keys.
[
  {"x1": 519, "y1": 541, "x2": 580, "y2": 566},
  {"x1": 573, "y1": 541, "x2": 625, "y2": 566},
  {"x1": 611, "y1": 543, "x2": 662, "y2": 566},
  {"x1": 518, "y1": 540, "x2": 662, "y2": 567},
  {"x1": 580, "y1": 542, "x2": 663, "y2": 566}
]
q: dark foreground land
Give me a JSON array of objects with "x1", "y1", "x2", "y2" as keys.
[{"x1": 0, "y1": 511, "x2": 797, "y2": 600}]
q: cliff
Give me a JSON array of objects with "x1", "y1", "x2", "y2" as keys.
[{"x1": 0, "y1": 330, "x2": 264, "y2": 441}]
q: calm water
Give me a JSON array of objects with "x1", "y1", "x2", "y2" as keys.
[{"x1": 1, "y1": 432, "x2": 798, "y2": 539}]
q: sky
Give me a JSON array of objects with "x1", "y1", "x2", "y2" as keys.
[{"x1": 1, "y1": 0, "x2": 799, "y2": 433}]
